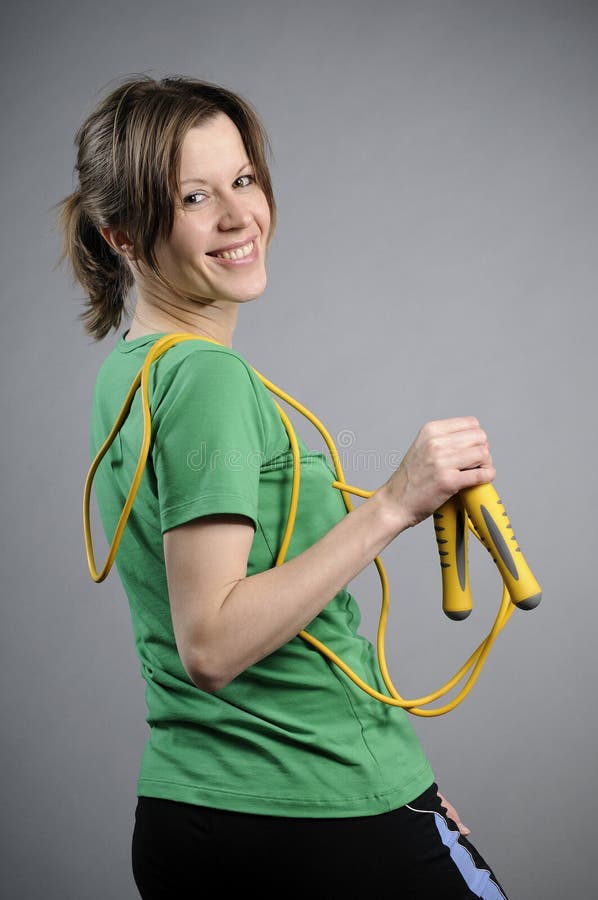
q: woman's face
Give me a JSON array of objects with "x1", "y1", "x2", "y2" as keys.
[{"x1": 151, "y1": 112, "x2": 271, "y2": 306}]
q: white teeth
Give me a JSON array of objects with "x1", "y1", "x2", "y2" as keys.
[{"x1": 214, "y1": 240, "x2": 254, "y2": 260}]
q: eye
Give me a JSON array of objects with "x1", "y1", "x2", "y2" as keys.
[
  {"x1": 234, "y1": 174, "x2": 255, "y2": 188},
  {"x1": 183, "y1": 191, "x2": 208, "y2": 207}
]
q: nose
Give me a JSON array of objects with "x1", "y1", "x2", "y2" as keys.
[{"x1": 217, "y1": 191, "x2": 253, "y2": 230}]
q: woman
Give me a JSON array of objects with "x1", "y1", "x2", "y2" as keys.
[{"x1": 58, "y1": 75, "x2": 508, "y2": 898}]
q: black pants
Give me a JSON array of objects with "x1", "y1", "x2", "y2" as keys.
[{"x1": 131, "y1": 782, "x2": 508, "y2": 898}]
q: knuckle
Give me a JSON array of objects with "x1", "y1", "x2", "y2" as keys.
[
  {"x1": 419, "y1": 421, "x2": 436, "y2": 439},
  {"x1": 427, "y1": 435, "x2": 443, "y2": 453}
]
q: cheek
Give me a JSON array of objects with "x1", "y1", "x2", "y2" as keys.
[
  {"x1": 258, "y1": 197, "x2": 272, "y2": 239},
  {"x1": 167, "y1": 217, "x2": 211, "y2": 262}
]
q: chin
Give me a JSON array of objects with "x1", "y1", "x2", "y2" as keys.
[{"x1": 235, "y1": 275, "x2": 267, "y2": 302}]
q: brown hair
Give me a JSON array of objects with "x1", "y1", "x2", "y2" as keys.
[{"x1": 56, "y1": 74, "x2": 277, "y2": 341}]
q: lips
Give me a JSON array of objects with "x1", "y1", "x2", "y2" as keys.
[
  {"x1": 207, "y1": 236, "x2": 257, "y2": 259},
  {"x1": 210, "y1": 240, "x2": 254, "y2": 260}
]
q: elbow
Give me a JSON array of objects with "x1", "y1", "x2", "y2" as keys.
[
  {"x1": 188, "y1": 647, "x2": 235, "y2": 694},
  {"x1": 190, "y1": 669, "x2": 231, "y2": 695}
]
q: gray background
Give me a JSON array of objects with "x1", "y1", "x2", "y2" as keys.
[{"x1": 1, "y1": 0, "x2": 596, "y2": 897}]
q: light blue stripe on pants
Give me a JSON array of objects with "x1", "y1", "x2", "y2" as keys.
[{"x1": 407, "y1": 803, "x2": 507, "y2": 899}]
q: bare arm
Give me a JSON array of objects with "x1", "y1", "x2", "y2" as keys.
[{"x1": 164, "y1": 417, "x2": 495, "y2": 692}]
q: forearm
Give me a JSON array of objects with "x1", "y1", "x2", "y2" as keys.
[{"x1": 195, "y1": 485, "x2": 408, "y2": 690}]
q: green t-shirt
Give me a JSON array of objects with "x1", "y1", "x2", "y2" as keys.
[{"x1": 89, "y1": 331, "x2": 434, "y2": 816}]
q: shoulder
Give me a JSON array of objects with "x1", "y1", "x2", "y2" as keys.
[
  {"x1": 153, "y1": 336, "x2": 253, "y2": 374},
  {"x1": 149, "y1": 339, "x2": 271, "y2": 448},
  {"x1": 145, "y1": 337, "x2": 290, "y2": 465},
  {"x1": 151, "y1": 338, "x2": 262, "y2": 401}
]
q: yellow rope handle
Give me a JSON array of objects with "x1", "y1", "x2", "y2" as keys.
[{"x1": 84, "y1": 332, "x2": 516, "y2": 715}]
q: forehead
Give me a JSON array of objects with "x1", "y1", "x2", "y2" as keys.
[{"x1": 179, "y1": 112, "x2": 248, "y2": 180}]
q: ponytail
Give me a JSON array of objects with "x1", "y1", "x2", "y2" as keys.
[{"x1": 56, "y1": 191, "x2": 133, "y2": 342}]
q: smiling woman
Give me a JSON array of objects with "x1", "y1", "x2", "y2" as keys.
[
  {"x1": 104, "y1": 113, "x2": 273, "y2": 340},
  {"x1": 57, "y1": 75, "x2": 508, "y2": 898},
  {"x1": 57, "y1": 75, "x2": 276, "y2": 345}
]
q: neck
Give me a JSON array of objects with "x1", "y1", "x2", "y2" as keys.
[{"x1": 126, "y1": 295, "x2": 238, "y2": 348}]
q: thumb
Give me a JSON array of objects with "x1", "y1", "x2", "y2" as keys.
[{"x1": 437, "y1": 792, "x2": 471, "y2": 837}]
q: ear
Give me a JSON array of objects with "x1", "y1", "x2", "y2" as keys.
[{"x1": 99, "y1": 225, "x2": 134, "y2": 258}]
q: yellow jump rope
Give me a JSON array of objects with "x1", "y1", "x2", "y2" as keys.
[{"x1": 84, "y1": 332, "x2": 541, "y2": 717}]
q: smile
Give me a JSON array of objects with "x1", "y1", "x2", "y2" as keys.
[{"x1": 212, "y1": 240, "x2": 254, "y2": 260}]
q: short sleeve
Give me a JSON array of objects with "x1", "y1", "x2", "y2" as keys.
[{"x1": 151, "y1": 350, "x2": 266, "y2": 535}]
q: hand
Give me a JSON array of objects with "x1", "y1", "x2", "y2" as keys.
[
  {"x1": 438, "y1": 791, "x2": 471, "y2": 837},
  {"x1": 381, "y1": 417, "x2": 495, "y2": 528}
]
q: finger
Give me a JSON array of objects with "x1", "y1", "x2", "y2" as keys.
[
  {"x1": 437, "y1": 793, "x2": 472, "y2": 836},
  {"x1": 425, "y1": 417, "x2": 482, "y2": 437},
  {"x1": 454, "y1": 445, "x2": 493, "y2": 471},
  {"x1": 435, "y1": 428, "x2": 489, "y2": 452},
  {"x1": 456, "y1": 463, "x2": 496, "y2": 489}
]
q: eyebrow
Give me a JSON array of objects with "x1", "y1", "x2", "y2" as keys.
[{"x1": 180, "y1": 161, "x2": 252, "y2": 186}]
